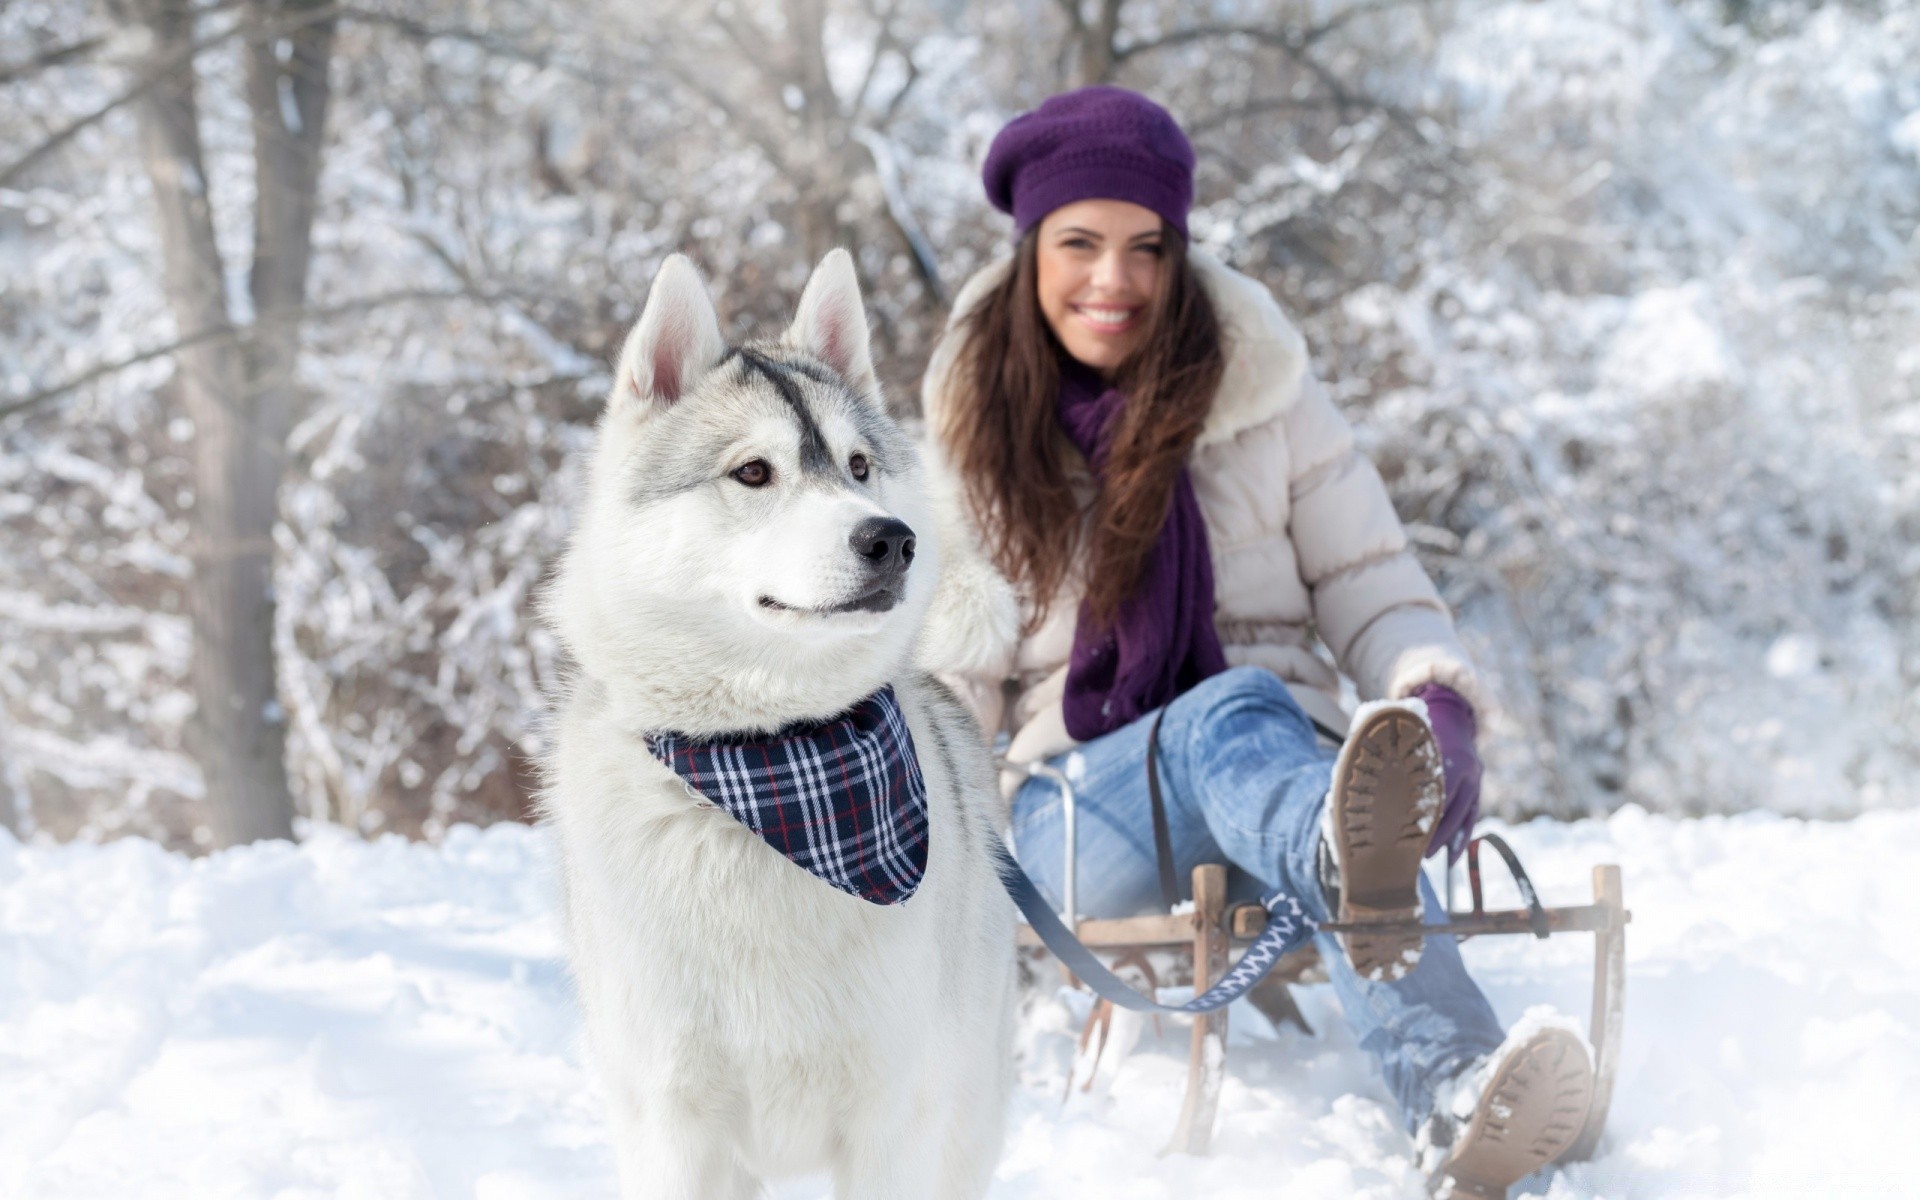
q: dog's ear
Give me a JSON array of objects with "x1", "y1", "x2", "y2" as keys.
[
  {"x1": 614, "y1": 254, "x2": 727, "y2": 412},
  {"x1": 786, "y1": 249, "x2": 879, "y2": 403}
]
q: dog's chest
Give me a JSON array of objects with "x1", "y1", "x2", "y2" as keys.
[{"x1": 549, "y1": 721, "x2": 947, "y2": 1062}]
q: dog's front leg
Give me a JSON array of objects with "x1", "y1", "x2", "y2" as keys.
[
  {"x1": 606, "y1": 1096, "x2": 757, "y2": 1200},
  {"x1": 831, "y1": 1114, "x2": 943, "y2": 1200}
]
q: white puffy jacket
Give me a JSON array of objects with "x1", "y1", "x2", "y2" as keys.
[{"x1": 921, "y1": 249, "x2": 1489, "y2": 788}]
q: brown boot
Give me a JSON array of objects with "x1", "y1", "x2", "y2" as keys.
[
  {"x1": 1326, "y1": 702, "x2": 1444, "y2": 981},
  {"x1": 1423, "y1": 1026, "x2": 1596, "y2": 1199}
]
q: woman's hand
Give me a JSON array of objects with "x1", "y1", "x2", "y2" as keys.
[{"x1": 1409, "y1": 683, "x2": 1481, "y2": 863}]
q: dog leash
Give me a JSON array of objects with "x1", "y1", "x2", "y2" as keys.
[
  {"x1": 1144, "y1": 708, "x2": 1181, "y2": 912},
  {"x1": 997, "y1": 847, "x2": 1318, "y2": 1014}
]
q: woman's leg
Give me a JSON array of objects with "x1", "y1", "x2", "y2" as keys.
[
  {"x1": 1009, "y1": 665, "x2": 1503, "y2": 1131},
  {"x1": 1009, "y1": 666, "x2": 1332, "y2": 917},
  {"x1": 1318, "y1": 877, "x2": 1505, "y2": 1132}
]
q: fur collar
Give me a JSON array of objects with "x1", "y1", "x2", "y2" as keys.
[{"x1": 936, "y1": 247, "x2": 1309, "y2": 448}]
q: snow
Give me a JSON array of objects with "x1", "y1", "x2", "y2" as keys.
[{"x1": 4, "y1": 808, "x2": 1916, "y2": 1198}]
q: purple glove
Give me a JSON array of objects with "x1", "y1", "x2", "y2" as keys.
[{"x1": 1409, "y1": 683, "x2": 1481, "y2": 863}]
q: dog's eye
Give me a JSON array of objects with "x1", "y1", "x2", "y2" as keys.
[
  {"x1": 849, "y1": 453, "x2": 869, "y2": 482},
  {"x1": 732, "y1": 460, "x2": 773, "y2": 488}
]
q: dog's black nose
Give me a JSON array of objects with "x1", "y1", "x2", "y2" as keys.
[{"x1": 850, "y1": 516, "x2": 916, "y2": 576}]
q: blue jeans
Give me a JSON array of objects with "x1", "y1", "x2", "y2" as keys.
[{"x1": 1010, "y1": 665, "x2": 1505, "y2": 1131}]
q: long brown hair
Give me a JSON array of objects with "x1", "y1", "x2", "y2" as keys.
[{"x1": 940, "y1": 224, "x2": 1225, "y2": 630}]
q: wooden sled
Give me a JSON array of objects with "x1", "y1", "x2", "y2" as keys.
[{"x1": 1013, "y1": 764, "x2": 1628, "y2": 1159}]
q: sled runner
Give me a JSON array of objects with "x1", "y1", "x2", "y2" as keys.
[{"x1": 1011, "y1": 761, "x2": 1628, "y2": 1162}]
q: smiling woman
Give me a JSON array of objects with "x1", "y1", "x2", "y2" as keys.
[{"x1": 923, "y1": 85, "x2": 1592, "y2": 1197}]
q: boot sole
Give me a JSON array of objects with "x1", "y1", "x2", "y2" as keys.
[
  {"x1": 1331, "y1": 708, "x2": 1443, "y2": 981},
  {"x1": 1433, "y1": 1027, "x2": 1595, "y2": 1200}
]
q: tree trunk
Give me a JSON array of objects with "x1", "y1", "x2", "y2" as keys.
[
  {"x1": 129, "y1": 0, "x2": 335, "y2": 846},
  {"x1": 785, "y1": 0, "x2": 846, "y2": 266},
  {"x1": 1059, "y1": 0, "x2": 1125, "y2": 88},
  {"x1": 246, "y1": 0, "x2": 335, "y2": 333},
  {"x1": 237, "y1": 0, "x2": 336, "y2": 839}
]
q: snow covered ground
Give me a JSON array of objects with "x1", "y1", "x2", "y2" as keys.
[{"x1": 3, "y1": 807, "x2": 1915, "y2": 1199}]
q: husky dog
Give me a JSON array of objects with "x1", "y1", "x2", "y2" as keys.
[{"x1": 539, "y1": 250, "x2": 1019, "y2": 1199}]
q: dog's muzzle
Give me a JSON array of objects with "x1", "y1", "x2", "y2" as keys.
[
  {"x1": 848, "y1": 517, "x2": 915, "y2": 607},
  {"x1": 755, "y1": 516, "x2": 917, "y2": 616}
]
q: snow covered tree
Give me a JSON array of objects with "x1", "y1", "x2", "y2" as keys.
[{"x1": 2, "y1": 0, "x2": 1914, "y2": 846}]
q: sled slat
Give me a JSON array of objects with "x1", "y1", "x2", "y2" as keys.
[
  {"x1": 1164, "y1": 865, "x2": 1228, "y2": 1157},
  {"x1": 1016, "y1": 911, "x2": 1193, "y2": 949},
  {"x1": 1227, "y1": 902, "x2": 1625, "y2": 941},
  {"x1": 1566, "y1": 865, "x2": 1625, "y2": 1161},
  {"x1": 1318, "y1": 903, "x2": 1624, "y2": 937}
]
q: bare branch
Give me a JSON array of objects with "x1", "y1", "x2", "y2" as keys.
[
  {"x1": 0, "y1": 287, "x2": 533, "y2": 424},
  {"x1": 1300, "y1": 0, "x2": 1436, "y2": 46},
  {"x1": 853, "y1": 127, "x2": 945, "y2": 305},
  {"x1": 1186, "y1": 95, "x2": 1345, "y2": 137},
  {"x1": 0, "y1": 2, "x2": 340, "y2": 191},
  {"x1": 0, "y1": 33, "x2": 109, "y2": 86},
  {"x1": 652, "y1": 53, "x2": 796, "y2": 175},
  {"x1": 850, "y1": 0, "x2": 904, "y2": 117},
  {"x1": 877, "y1": 48, "x2": 921, "y2": 129},
  {"x1": 334, "y1": 6, "x2": 631, "y2": 88},
  {"x1": 0, "y1": 0, "x2": 245, "y2": 86},
  {"x1": 1101, "y1": 10, "x2": 1433, "y2": 142},
  {"x1": 336, "y1": 6, "x2": 563, "y2": 68},
  {"x1": 1113, "y1": 20, "x2": 1298, "y2": 62},
  {"x1": 0, "y1": 2, "x2": 645, "y2": 195},
  {"x1": 0, "y1": 64, "x2": 171, "y2": 190},
  {"x1": 661, "y1": 3, "x2": 816, "y2": 136},
  {"x1": 0, "y1": 318, "x2": 238, "y2": 423},
  {"x1": 709, "y1": 4, "x2": 798, "y2": 109},
  {"x1": 1113, "y1": 0, "x2": 1433, "y2": 62},
  {"x1": 1277, "y1": 40, "x2": 1430, "y2": 140}
]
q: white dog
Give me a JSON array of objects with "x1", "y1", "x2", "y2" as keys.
[{"x1": 539, "y1": 250, "x2": 1019, "y2": 1199}]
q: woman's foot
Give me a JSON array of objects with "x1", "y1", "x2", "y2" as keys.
[
  {"x1": 1326, "y1": 701, "x2": 1445, "y2": 980},
  {"x1": 1420, "y1": 1025, "x2": 1596, "y2": 1199}
]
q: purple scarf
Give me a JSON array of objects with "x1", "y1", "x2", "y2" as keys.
[{"x1": 1058, "y1": 361, "x2": 1227, "y2": 741}]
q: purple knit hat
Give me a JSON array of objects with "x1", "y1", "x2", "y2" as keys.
[{"x1": 982, "y1": 86, "x2": 1195, "y2": 238}]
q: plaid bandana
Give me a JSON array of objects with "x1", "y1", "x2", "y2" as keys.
[{"x1": 645, "y1": 686, "x2": 929, "y2": 906}]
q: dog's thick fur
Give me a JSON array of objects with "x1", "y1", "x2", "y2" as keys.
[{"x1": 539, "y1": 251, "x2": 1019, "y2": 1199}]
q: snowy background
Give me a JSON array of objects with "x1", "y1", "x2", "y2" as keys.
[
  {"x1": 2, "y1": 0, "x2": 1918, "y2": 1195},
  {"x1": 3, "y1": 0, "x2": 1916, "y2": 846}
]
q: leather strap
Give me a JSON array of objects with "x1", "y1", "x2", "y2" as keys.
[
  {"x1": 1145, "y1": 707, "x2": 1180, "y2": 912},
  {"x1": 1145, "y1": 706, "x2": 1344, "y2": 914},
  {"x1": 1466, "y1": 832, "x2": 1551, "y2": 938}
]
